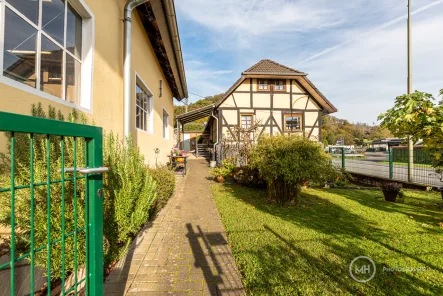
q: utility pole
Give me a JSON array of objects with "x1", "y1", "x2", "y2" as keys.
[
  {"x1": 185, "y1": 97, "x2": 188, "y2": 113},
  {"x1": 407, "y1": 0, "x2": 414, "y2": 183}
]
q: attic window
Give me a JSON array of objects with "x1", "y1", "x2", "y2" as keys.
[
  {"x1": 274, "y1": 80, "x2": 285, "y2": 91},
  {"x1": 258, "y1": 79, "x2": 269, "y2": 91}
]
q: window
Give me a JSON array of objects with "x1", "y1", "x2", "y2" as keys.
[
  {"x1": 1, "y1": 0, "x2": 86, "y2": 105},
  {"x1": 274, "y1": 80, "x2": 285, "y2": 91},
  {"x1": 241, "y1": 114, "x2": 253, "y2": 129},
  {"x1": 284, "y1": 114, "x2": 302, "y2": 131},
  {"x1": 258, "y1": 79, "x2": 269, "y2": 91},
  {"x1": 163, "y1": 109, "x2": 169, "y2": 139},
  {"x1": 136, "y1": 83, "x2": 152, "y2": 132}
]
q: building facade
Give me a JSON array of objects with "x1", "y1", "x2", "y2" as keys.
[
  {"x1": 176, "y1": 59, "x2": 337, "y2": 162},
  {"x1": 0, "y1": 0, "x2": 187, "y2": 165},
  {"x1": 216, "y1": 59, "x2": 337, "y2": 143}
]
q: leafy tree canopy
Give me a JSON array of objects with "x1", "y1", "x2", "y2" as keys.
[
  {"x1": 321, "y1": 115, "x2": 392, "y2": 146},
  {"x1": 378, "y1": 90, "x2": 443, "y2": 167}
]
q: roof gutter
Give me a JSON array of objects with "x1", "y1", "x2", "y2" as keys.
[
  {"x1": 123, "y1": 0, "x2": 150, "y2": 138},
  {"x1": 160, "y1": 0, "x2": 188, "y2": 99}
]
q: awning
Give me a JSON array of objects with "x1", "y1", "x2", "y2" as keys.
[{"x1": 176, "y1": 104, "x2": 215, "y2": 124}]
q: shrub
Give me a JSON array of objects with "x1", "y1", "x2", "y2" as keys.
[
  {"x1": 233, "y1": 166, "x2": 266, "y2": 188},
  {"x1": 250, "y1": 134, "x2": 337, "y2": 204},
  {"x1": 147, "y1": 166, "x2": 175, "y2": 212},
  {"x1": 0, "y1": 104, "x2": 158, "y2": 283},
  {"x1": 103, "y1": 133, "x2": 157, "y2": 262},
  {"x1": 0, "y1": 103, "x2": 87, "y2": 280}
]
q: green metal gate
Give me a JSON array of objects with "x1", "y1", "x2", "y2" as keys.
[{"x1": 0, "y1": 111, "x2": 105, "y2": 295}]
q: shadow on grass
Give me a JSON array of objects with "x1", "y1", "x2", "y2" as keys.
[
  {"x1": 334, "y1": 188, "x2": 443, "y2": 227},
  {"x1": 215, "y1": 184, "x2": 443, "y2": 295}
]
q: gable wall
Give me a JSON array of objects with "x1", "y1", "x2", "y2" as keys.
[{"x1": 218, "y1": 78, "x2": 322, "y2": 142}]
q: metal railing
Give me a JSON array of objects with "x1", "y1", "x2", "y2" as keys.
[
  {"x1": 0, "y1": 111, "x2": 104, "y2": 296},
  {"x1": 330, "y1": 147, "x2": 441, "y2": 187}
]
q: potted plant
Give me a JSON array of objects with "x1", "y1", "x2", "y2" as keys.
[
  {"x1": 381, "y1": 181, "x2": 403, "y2": 202},
  {"x1": 210, "y1": 167, "x2": 230, "y2": 183}
]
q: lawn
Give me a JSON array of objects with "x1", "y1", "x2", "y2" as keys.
[{"x1": 211, "y1": 185, "x2": 443, "y2": 295}]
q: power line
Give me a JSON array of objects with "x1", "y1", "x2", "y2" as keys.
[{"x1": 189, "y1": 92, "x2": 208, "y2": 99}]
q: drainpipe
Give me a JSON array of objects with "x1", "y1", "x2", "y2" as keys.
[
  {"x1": 123, "y1": 0, "x2": 150, "y2": 138},
  {"x1": 211, "y1": 108, "x2": 219, "y2": 162}
]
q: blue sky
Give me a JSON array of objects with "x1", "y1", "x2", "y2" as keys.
[{"x1": 174, "y1": 0, "x2": 443, "y2": 124}]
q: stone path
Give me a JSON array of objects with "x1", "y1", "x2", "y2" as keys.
[{"x1": 104, "y1": 158, "x2": 245, "y2": 295}]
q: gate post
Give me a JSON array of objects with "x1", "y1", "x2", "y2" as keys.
[
  {"x1": 86, "y1": 131, "x2": 104, "y2": 296},
  {"x1": 341, "y1": 147, "x2": 346, "y2": 169}
]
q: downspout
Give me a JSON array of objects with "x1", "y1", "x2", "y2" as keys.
[
  {"x1": 123, "y1": 0, "x2": 150, "y2": 138},
  {"x1": 211, "y1": 108, "x2": 219, "y2": 162}
]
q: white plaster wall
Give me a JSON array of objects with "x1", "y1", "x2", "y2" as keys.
[
  {"x1": 236, "y1": 78, "x2": 251, "y2": 91},
  {"x1": 221, "y1": 95, "x2": 236, "y2": 108},
  {"x1": 255, "y1": 110, "x2": 270, "y2": 126},
  {"x1": 234, "y1": 93, "x2": 251, "y2": 108},
  {"x1": 305, "y1": 111, "x2": 319, "y2": 126},
  {"x1": 307, "y1": 98, "x2": 320, "y2": 110},
  {"x1": 292, "y1": 95, "x2": 309, "y2": 109},
  {"x1": 252, "y1": 93, "x2": 271, "y2": 108},
  {"x1": 273, "y1": 94, "x2": 291, "y2": 108},
  {"x1": 222, "y1": 110, "x2": 238, "y2": 125},
  {"x1": 292, "y1": 80, "x2": 304, "y2": 93}
]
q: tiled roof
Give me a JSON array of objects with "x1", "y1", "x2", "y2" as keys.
[{"x1": 242, "y1": 59, "x2": 306, "y2": 75}]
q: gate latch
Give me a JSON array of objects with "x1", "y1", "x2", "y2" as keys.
[{"x1": 61, "y1": 167, "x2": 109, "y2": 174}]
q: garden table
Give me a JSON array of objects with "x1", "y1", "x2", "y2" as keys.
[{"x1": 168, "y1": 155, "x2": 189, "y2": 176}]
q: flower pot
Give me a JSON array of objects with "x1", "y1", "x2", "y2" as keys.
[
  {"x1": 382, "y1": 190, "x2": 398, "y2": 202},
  {"x1": 215, "y1": 176, "x2": 225, "y2": 183}
]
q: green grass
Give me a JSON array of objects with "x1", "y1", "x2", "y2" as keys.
[{"x1": 211, "y1": 185, "x2": 443, "y2": 295}]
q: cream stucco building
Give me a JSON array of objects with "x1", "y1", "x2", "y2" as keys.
[
  {"x1": 0, "y1": 0, "x2": 187, "y2": 165},
  {"x1": 177, "y1": 59, "x2": 337, "y2": 162}
]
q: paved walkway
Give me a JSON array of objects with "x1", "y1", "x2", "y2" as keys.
[{"x1": 104, "y1": 159, "x2": 245, "y2": 295}]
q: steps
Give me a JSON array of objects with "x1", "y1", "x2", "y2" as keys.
[{"x1": 197, "y1": 144, "x2": 211, "y2": 159}]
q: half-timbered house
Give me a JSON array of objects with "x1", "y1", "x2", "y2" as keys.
[{"x1": 176, "y1": 59, "x2": 337, "y2": 161}]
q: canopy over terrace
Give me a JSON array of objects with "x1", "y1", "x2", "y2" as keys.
[{"x1": 176, "y1": 104, "x2": 216, "y2": 150}]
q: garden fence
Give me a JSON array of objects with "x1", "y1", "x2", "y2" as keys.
[
  {"x1": 0, "y1": 111, "x2": 105, "y2": 296},
  {"x1": 330, "y1": 147, "x2": 442, "y2": 187}
]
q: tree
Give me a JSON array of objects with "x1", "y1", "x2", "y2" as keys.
[{"x1": 378, "y1": 90, "x2": 443, "y2": 168}]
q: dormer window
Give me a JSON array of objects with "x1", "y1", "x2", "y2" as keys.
[
  {"x1": 274, "y1": 80, "x2": 285, "y2": 91},
  {"x1": 258, "y1": 79, "x2": 269, "y2": 91}
]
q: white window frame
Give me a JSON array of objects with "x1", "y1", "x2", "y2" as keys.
[
  {"x1": 0, "y1": 0, "x2": 94, "y2": 112},
  {"x1": 135, "y1": 74, "x2": 154, "y2": 134},
  {"x1": 162, "y1": 108, "x2": 169, "y2": 140}
]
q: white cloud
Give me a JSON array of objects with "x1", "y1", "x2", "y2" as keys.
[
  {"x1": 304, "y1": 13, "x2": 443, "y2": 123},
  {"x1": 176, "y1": 0, "x2": 443, "y2": 123}
]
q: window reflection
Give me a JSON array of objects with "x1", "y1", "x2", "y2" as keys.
[
  {"x1": 66, "y1": 3, "x2": 82, "y2": 59},
  {"x1": 65, "y1": 54, "x2": 81, "y2": 104},
  {"x1": 42, "y1": 0, "x2": 65, "y2": 45},
  {"x1": 3, "y1": 8, "x2": 37, "y2": 87},
  {"x1": 6, "y1": 0, "x2": 39, "y2": 25},
  {"x1": 40, "y1": 36, "x2": 63, "y2": 98}
]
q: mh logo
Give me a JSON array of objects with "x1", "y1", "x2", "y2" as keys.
[{"x1": 349, "y1": 256, "x2": 376, "y2": 283}]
